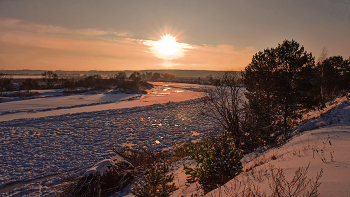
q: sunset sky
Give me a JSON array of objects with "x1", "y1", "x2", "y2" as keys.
[{"x1": 0, "y1": 0, "x2": 349, "y2": 71}]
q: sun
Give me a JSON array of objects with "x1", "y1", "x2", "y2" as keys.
[
  {"x1": 143, "y1": 33, "x2": 194, "y2": 65},
  {"x1": 154, "y1": 35, "x2": 179, "y2": 56}
]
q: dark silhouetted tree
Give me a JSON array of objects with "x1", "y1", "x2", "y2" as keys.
[
  {"x1": 114, "y1": 72, "x2": 127, "y2": 86},
  {"x1": 151, "y1": 72, "x2": 161, "y2": 81},
  {"x1": 22, "y1": 78, "x2": 39, "y2": 91},
  {"x1": 0, "y1": 73, "x2": 12, "y2": 102},
  {"x1": 244, "y1": 40, "x2": 315, "y2": 138},
  {"x1": 129, "y1": 72, "x2": 141, "y2": 82},
  {"x1": 274, "y1": 40, "x2": 315, "y2": 134},
  {"x1": 200, "y1": 72, "x2": 245, "y2": 149},
  {"x1": 146, "y1": 72, "x2": 153, "y2": 80},
  {"x1": 315, "y1": 55, "x2": 349, "y2": 104},
  {"x1": 315, "y1": 47, "x2": 328, "y2": 108},
  {"x1": 42, "y1": 71, "x2": 58, "y2": 89},
  {"x1": 243, "y1": 48, "x2": 280, "y2": 145}
]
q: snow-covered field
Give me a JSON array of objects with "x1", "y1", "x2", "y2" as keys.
[{"x1": 0, "y1": 82, "x2": 213, "y2": 196}]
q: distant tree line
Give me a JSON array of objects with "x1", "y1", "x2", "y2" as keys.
[
  {"x1": 60, "y1": 71, "x2": 153, "y2": 94},
  {"x1": 0, "y1": 71, "x2": 154, "y2": 102}
]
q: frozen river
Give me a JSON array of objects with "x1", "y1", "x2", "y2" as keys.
[
  {"x1": 0, "y1": 82, "x2": 215, "y2": 196},
  {"x1": 0, "y1": 82, "x2": 205, "y2": 122}
]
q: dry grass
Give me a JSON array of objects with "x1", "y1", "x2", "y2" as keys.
[
  {"x1": 244, "y1": 151, "x2": 279, "y2": 173},
  {"x1": 268, "y1": 163, "x2": 323, "y2": 197},
  {"x1": 112, "y1": 146, "x2": 173, "y2": 172},
  {"x1": 206, "y1": 164, "x2": 323, "y2": 197}
]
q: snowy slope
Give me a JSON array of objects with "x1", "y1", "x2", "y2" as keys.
[{"x1": 206, "y1": 98, "x2": 350, "y2": 197}]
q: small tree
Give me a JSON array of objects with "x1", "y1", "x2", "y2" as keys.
[
  {"x1": 114, "y1": 71, "x2": 127, "y2": 85},
  {"x1": 83, "y1": 75, "x2": 102, "y2": 89},
  {"x1": 22, "y1": 78, "x2": 39, "y2": 91},
  {"x1": 200, "y1": 72, "x2": 245, "y2": 149},
  {"x1": 146, "y1": 72, "x2": 153, "y2": 80},
  {"x1": 0, "y1": 73, "x2": 12, "y2": 102},
  {"x1": 183, "y1": 135, "x2": 243, "y2": 193},
  {"x1": 129, "y1": 72, "x2": 141, "y2": 82},
  {"x1": 151, "y1": 72, "x2": 161, "y2": 81},
  {"x1": 42, "y1": 71, "x2": 58, "y2": 89},
  {"x1": 315, "y1": 55, "x2": 348, "y2": 104},
  {"x1": 132, "y1": 162, "x2": 177, "y2": 197},
  {"x1": 315, "y1": 47, "x2": 328, "y2": 108}
]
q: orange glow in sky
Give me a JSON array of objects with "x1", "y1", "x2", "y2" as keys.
[
  {"x1": 0, "y1": 18, "x2": 256, "y2": 71},
  {"x1": 0, "y1": 1, "x2": 350, "y2": 71}
]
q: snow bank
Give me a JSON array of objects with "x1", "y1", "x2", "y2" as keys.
[{"x1": 83, "y1": 159, "x2": 116, "y2": 177}]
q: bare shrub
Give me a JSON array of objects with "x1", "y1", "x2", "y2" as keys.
[
  {"x1": 113, "y1": 146, "x2": 177, "y2": 196},
  {"x1": 268, "y1": 164, "x2": 323, "y2": 197},
  {"x1": 200, "y1": 72, "x2": 246, "y2": 149},
  {"x1": 59, "y1": 159, "x2": 134, "y2": 197},
  {"x1": 112, "y1": 146, "x2": 172, "y2": 172}
]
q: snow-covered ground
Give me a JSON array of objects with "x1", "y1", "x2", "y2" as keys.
[
  {"x1": 0, "y1": 82, "x2": 211, "y2": 196},
  {"x1": 2, "y1": 82, "x2": 349, "y2": 197},
  {"x1": 205, "y1": 98, "x2": 350, "y2": 197},
  {"x1": 111, "y1": 96, "x2": 350, "y2": 197}
]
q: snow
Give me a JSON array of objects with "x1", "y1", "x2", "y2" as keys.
[
  {"x1": 2, "y1": 82, "x2": 350, "y2": 197},
  {"x1": 206, "y1": 97, "x2": 350, "y2": 197},
  {"x1": 0, "y1": 82, "x2": 213, "y2": 196},
  {"x1": 83, "y1": 159, "x2": 115, "y2": 177},
  {"x1": 0, "y1": 82, "x2": 204, "y2": 122},
  {"x1": 170, "y1": 157, "x2": 202, "y2": 197}
]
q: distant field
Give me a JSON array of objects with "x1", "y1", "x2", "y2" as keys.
[
  {"x1": 7, "y1": 75, "x2": 43, "y2": 79},
  {"x1": 1, "y1": 69, "x2": 241, "y2": 78}
]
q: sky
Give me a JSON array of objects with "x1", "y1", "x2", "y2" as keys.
[{"x1": 0, "y1": 0, "x2": 349, "y2": 71}]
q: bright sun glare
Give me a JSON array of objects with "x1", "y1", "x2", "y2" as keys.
[
  {"x1": 144, "y1": 33, "x2": 193, "y2": 67},
  {"x1": 154, "y1": 35, "x2": 179, "y2": 56}
]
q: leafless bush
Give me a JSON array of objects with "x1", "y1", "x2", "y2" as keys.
[
  {"x1": 310, "y1": 136, "x2": 334, "y2": 163},
  {"x1": 268, "y1": 164, "x2": 323, "y2": 197},
  {"x1": 200, "y1": 72, "x2": 246, "y2": 149},
  {"x1": 112, "y1": 146, "x2": 172, "y2": 172},
  {"x1": 59, "y1": 160, "x2": 134, "y2": 197}
]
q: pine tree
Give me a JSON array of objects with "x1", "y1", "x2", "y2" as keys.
[
  {"x1": 132, "y1": 162, "x2": 177, "y2": 197},
  {"x1": 184, "y1": 135, "x2": 243, "y2": 193},
  {"x1": 315, "y1": 56, "x2": 348, "y2": 104},
  {"x1": 243, "y1": 40, "x2": 315, "y2": 138}
]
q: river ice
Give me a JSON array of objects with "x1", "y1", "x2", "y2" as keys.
[{"x1": 0, "y1": 83, "x2": 215, "y2": 196}]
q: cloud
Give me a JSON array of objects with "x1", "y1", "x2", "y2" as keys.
[
  {"x1": 0, "y1": 17, "x2": 129, "y2": 37},
  {"x1": 329, "y1": 0, "x2": 350, "y2": 3},
  {"x1": 169, "y1": 44, "x2": 257, "y2": 70},
  {"x1": 0, "y1": 17, "x2": 256, "y2": 71}
]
